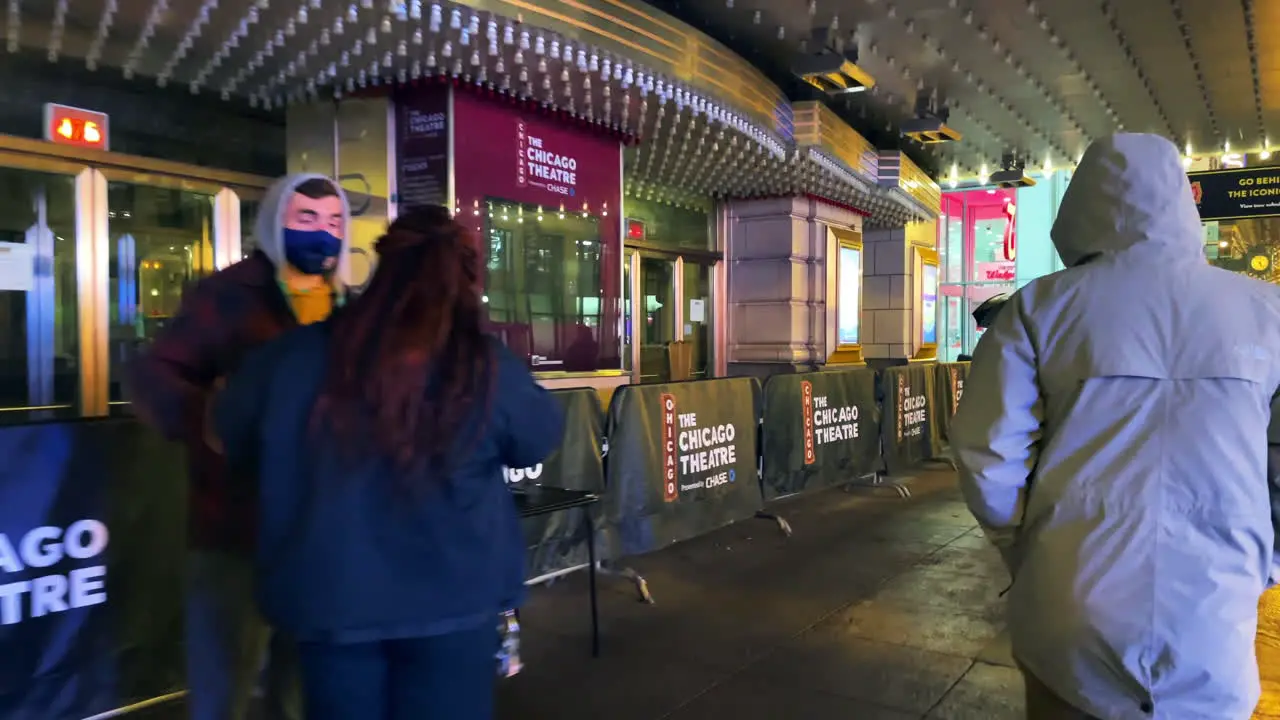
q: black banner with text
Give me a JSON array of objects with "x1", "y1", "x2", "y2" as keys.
[
  {"x1": 602, "y1": 378, "x2": 763, "y2": 557},
  {"x1": 1189, "y1": 166, "x2": 1280, "y2": 221},
  {"x1": 933, "y1": 362, "x2": 970, "y2": 445},
  {"x1": 0, "y1": 419, "x2": 186, "y2": 720},
  {"x1": 880, "y1": 365, "x2": 937, "y2": 474},
  {"x1": 760, "y1": 368, "x2": 880, "y2": 501},
  {"x1": 508, "y1": 388, "x2": 606, "y2": 578},
  {"x1": 394, "y1": 85, "x2": 450, "y2": 211}
]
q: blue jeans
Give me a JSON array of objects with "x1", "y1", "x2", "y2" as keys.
[
  {"x1": 298, "y1": 626, "x2": 497, "y2": 720},
  {"x1": 185, "y1": 550, "x2": 302, "y2": 720}
]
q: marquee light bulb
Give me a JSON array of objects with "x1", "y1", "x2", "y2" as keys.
[
  {"x1": 977, "y1": 163, "x2": 990, "y2": 186},
  {"x1": 1262, "y1": 141, "x2": 1273, "y2": 161}
]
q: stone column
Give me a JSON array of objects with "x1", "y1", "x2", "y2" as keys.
[
  {"x1": 862, "y1": 220, "x2": 938, "y2": 366},
  {"x1": 722, "y1": 196, "x2": 863, "y2": 379}
]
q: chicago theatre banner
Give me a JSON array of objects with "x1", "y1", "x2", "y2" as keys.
[
  {"x1": 0, "y1": 420, "x2": 186, "y2": 720},
  {"x1": 880, "y1": 364, "x2": 936, "y2": 474},
  {"x1": 602, "y1": 378, "x2": 763, "y2": 557},
  {"x1": 760, "y1": 368, "x2": 881, "y2": 501}
]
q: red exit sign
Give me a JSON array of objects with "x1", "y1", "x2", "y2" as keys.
[{"x1": 43, "y1": 104, "x2": 109, "y2": 151}]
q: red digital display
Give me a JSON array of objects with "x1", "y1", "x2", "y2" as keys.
[
  {"x1": 43, "y1": 104, "x2": 109, "y2": 151},
  {"x1": 626, "y1": 219, "x2": 645, "y2": 241}
]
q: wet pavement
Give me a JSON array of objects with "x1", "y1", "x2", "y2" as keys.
[
  {"x1": 497, "y1": 464, "x2": 1022, "y2": 720},
  {"x1": 146, "y1": 464, "x2": 1023, "y2": 719}
]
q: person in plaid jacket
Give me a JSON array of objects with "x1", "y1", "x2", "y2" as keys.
[{"x1": 129, "y1": 174, "x2": 350, "y2": 720}]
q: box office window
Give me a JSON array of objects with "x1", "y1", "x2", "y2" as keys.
[{"x1": 483, "y1": 200, "x2": 620, "y2": 372}]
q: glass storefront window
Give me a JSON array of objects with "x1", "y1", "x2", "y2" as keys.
[
  {"x1": 937, "y1": 187, "x2": 1018, "y2": 360},
  {"x1": 0, "y1": 169, "x2": 77, "y2": 423},
  {"x1": 240, "y1": 198, "x2": 260, "y2": 257},
  {"x1": 483, "y1": 199, "x2": 619, "y2": 371},
  {"x1": 108, "y1": 183, "x2": 216, "y2": 406}
]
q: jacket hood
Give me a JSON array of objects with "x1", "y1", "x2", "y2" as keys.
[
  {"x1": 253, "y1": 173, "x2": 353, "y2": 285},
  {"x1": 1051, "y1": 133, "x2": 1204, "y2": 267}
]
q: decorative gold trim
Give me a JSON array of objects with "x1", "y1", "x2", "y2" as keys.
[
  {"x1": 0, "y1": 133, "x2": 272, "y2": 191},
  {"x1": 533, "y1": 369, "x2": 630, "y2": 379},
  {"x1": 830, "y1": 226, "x2": 865, "y2": 365},
  {"x1": 899, "y1": 154, "x2": 942, "y2": 218},
  {"x1": 916, "y1": 246, "x2": 939, "y2": 265},
  {"x1": 793, "y1": 102, "x2": 877, "y2": 180},
  {"x1": 452, "y1": 0, "x2": 791, "y2": 137}
]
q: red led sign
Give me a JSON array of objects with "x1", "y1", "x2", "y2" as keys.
[
  {"x1": 625, "y1": 218, "x2": 645, "y2": 241},
  {"x1": 43, "y1": 104, "x2": 109, "y2": 151}
]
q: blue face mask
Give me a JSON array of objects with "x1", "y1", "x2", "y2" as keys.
[{"x1": 282, "y1": 227, "x2": 342, "y2": 275}]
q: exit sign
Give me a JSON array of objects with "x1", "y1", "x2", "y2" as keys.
[
  {"x1": 625, "y1": 218, "x2": 645, "y2": 241},
  {"x1": 43, "y1": 104, "x2": 109, "y2": 151}
]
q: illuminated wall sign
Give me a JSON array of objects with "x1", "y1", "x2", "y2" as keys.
[
  {"x1": 43, "y1": 104, "x2": 109, "y2": 151},
  {"x1": 625, "y1": 218, "x2": 646, "y2": 241}
]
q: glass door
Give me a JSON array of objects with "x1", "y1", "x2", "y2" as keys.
[
  {"x1": 682, "y1": 259, "x2": 713, "y2": 379},
  {"x1": 106, "y1": 181, "x2": 218, "y2": 410},
  {"x1": 0, "y1": 167, "x2": 79, "y2": 424},
  {"x1": 637, "y1": 254, "x2": 676, "y2": 383}
]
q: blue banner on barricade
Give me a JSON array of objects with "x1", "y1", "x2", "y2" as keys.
[{"x1": 0, "y1": 419, "x2": 186, "y2": 720}]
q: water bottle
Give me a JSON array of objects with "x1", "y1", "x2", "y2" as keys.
[{"x1": 496, "y1": 610, "x2": 523, "y2": 678}]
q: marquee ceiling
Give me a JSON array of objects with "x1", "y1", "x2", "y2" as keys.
[
  {"x1": 0, "y1": 0, "x2": 935, "y2": 222},
  {"x1": 654, "y1": 0, "x2": 1277, "y2": 183}
]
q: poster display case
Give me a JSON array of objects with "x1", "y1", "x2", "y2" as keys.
[
  {"x1": 912, "y1": 246, "x2": 939, "y2": 360},
  {"x1": 829, "y1": 227, "x2": 863, "y2": 364}
]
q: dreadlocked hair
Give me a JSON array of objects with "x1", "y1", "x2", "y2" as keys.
[{"x1": 311, "y1": 205, "x2": 492, "y2": 486}]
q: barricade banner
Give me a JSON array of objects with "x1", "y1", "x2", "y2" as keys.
[
  {"x1": 933, "y1": 362, "x2": 970, "y2": 443},
  {"x1": 760, "y1": 368, "x2": 880, "y2": 501},
  {"x1": 603, "y1": 378, "x2": 763, "y2": 557},
  {"x1": 880, "y1": 364, "x2": 937, "y2": 474},
  {"x1": 0, "y1": 419, "x2": 186, "y2": 720},
  {"x1": 509, "y1": 388, "x2": 606, "y2": 578}
]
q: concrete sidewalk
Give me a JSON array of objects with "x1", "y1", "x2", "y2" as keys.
[
  {"x1": 498, "y1": 466, "x2": 1021, "y2": 720},
  {"x1": 145, "y1": 465, "x2": 1021, "y2": 719}
]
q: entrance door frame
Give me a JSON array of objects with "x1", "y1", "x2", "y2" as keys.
[
  {"x1": 623, "y1": 239, "x2": 722, "y2": 384},
  {"x1": 0, "y1": 133, "x2": 272, "y2": 419}
]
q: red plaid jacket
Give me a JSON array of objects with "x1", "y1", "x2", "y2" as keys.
[{"x1": 129, "y1": 251, "x2": 305, "y2": 555}]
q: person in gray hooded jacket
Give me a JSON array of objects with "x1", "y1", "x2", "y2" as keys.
[
  {"x1": 951, "y1": 133, "x2": 1280, "y2": 719},
  {"x1": 130, "y1": 173, "x2": 351, "y2": 720}
]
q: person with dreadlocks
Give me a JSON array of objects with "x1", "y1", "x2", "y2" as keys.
[{"x1": 214, "y1": 205, "x2": 563, "y2": 719}]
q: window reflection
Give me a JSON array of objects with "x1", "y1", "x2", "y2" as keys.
[
  {"x1": 0, "y1": 169, "x2": 77, "y2": 423},
  {"x1": 108, "y1": 183, "x2": 215, "y2": 407},
  {"x1": 482, "y1": 199, "x2": 619, "y2": 371}
]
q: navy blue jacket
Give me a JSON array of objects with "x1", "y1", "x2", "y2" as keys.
[{"x1": 214, "y1": 323, "x2": 564, "y2": 643}]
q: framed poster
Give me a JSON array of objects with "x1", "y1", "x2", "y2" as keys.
[
  {"x1": 912, "y1": 246, "x2": 940, "y2": 361},
  {"x1": 921, "y1": 263, "x2": 938, "y2": 345},
  {"x1": 829, "y1": 227, "x2": 864, "y2": 364}
]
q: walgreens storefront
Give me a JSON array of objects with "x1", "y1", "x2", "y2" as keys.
[{"x1": 936, "y1": 173, "x2": 1070, "y2": 360}]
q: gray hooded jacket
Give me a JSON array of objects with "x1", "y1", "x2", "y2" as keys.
[
  {"x1": 952, "y1": 133, "x2": 1280, "y2": 719},
  {"x1": 252, "y1": 172, "x2": 353, "y2": 286}
]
